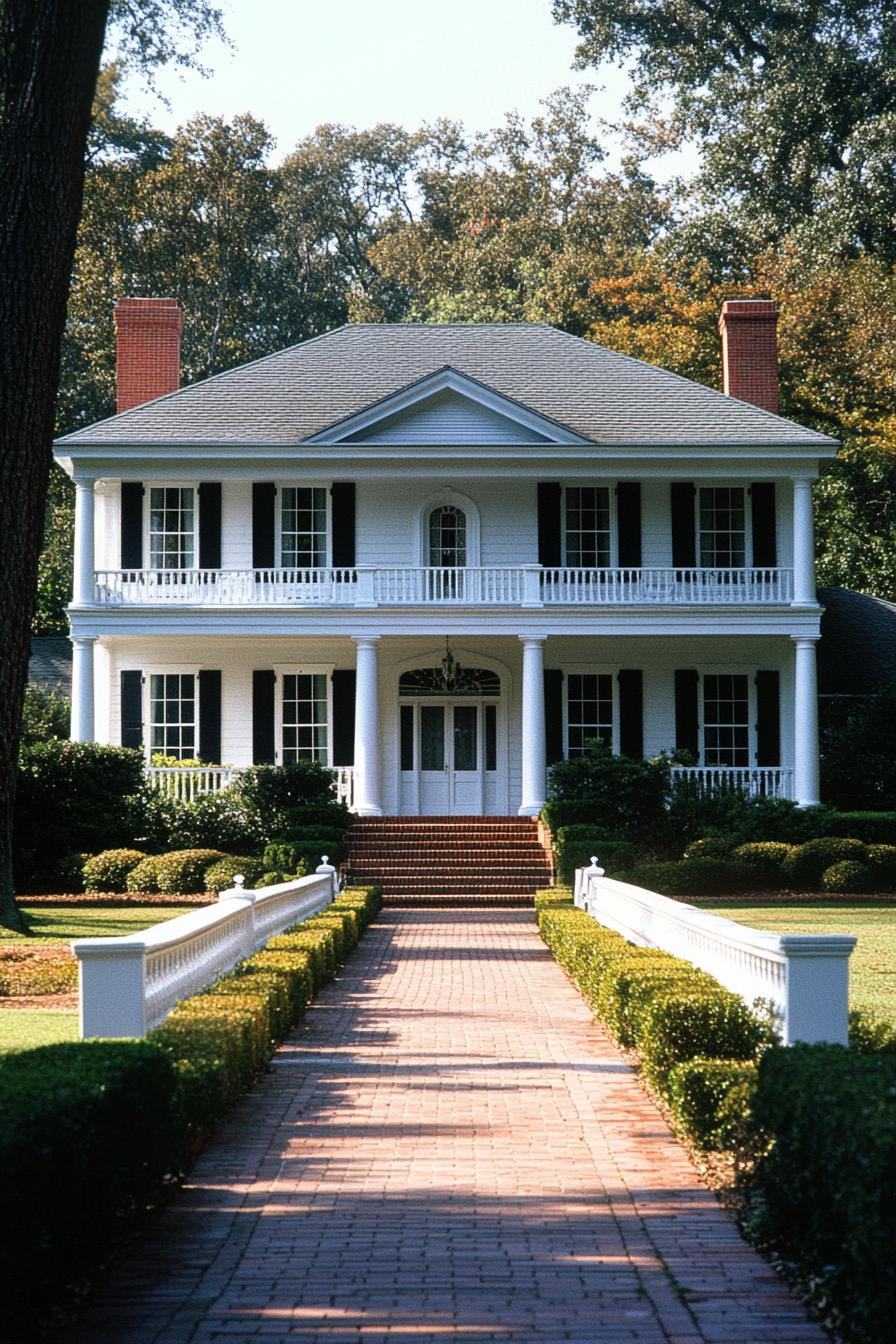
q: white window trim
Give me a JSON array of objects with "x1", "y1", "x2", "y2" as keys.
[
  {"x1": 698, "y1": 666, "x2": 755, "y2": 767},
  {"x1": 140, "y1": 665, "x2": 201, "y2": 763},
  {"x1": 562, "y1": 484, "x2": 617, "y2": 569},
  {"x1": 144, "y1": 482, "x2": 200, "y2": 572},
  {"x1": 417, "y1": 489, "x2": 481, "y2": 566},
  {"x1": 275, "y1": 482, "x2": 331, "y2": 569},
  {"x1": 696, "y1": 483, "x2": 753, "y2": 569},
  {"x1": 563, "y1": 663, "x2": 619, "y2": 757},
  {"x1": 273, "y1": 663, "x2": 334, "y2": 766}
]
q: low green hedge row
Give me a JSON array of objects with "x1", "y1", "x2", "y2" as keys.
[
  {"x1": 634, "y1": 835, "x2": 896, "y2": 895},
  {"x1": 551, "y1": 827, "x2": 635, "y2": 885},
  {"x1": 0, "y1": 885, "x2": 382, "y2": 1324},
  {"x1": 77, "y1": 843, "x2": 349, "y2": 895}
]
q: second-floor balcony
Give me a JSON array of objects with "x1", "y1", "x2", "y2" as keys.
[{"x1": 90, "y1": 564, "x2": 796, "y2": 608}]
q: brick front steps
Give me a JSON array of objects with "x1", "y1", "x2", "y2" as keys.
[{"x1": 345, "y1": 816, "x2": 552, "y2": 906}]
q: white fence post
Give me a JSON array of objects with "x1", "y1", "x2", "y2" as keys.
[
  {"x1": 781, "y1": 935, "x2": 855, "y2": 1046},
  {"x1": 316, "y1": 856, "x2": 338, "y2": 898},
  {"x1": 75, "y1": 942, "x2": 147, "y2": 1039},
  {"x1": 575, "y1": 857, "x2": 603, "y2": 908},
  {"x1": 218, "y1": 875, "x2": 257, "y2": 958}
]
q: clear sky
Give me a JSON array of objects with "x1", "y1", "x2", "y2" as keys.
[{"x1": 116, "y1": 0, "x2": 673, "y2": 171}]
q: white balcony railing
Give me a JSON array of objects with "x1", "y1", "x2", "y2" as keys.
[
  {"x1": 92, "y1": 565, "x2": 794, "y2": 608},
  {"x1": 670, "y1": 766, "x2": 794, "y2": 800},
  {"x1": 146, "y1": 765, "x2": 356, "y2": 809}
]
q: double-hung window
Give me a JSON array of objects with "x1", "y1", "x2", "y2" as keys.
[
  {"x1": 149, "y1": 673, "x2": 196, "y2": 759},
  {"x1": 281, "y1": 487, "x2": 327, "y2": 568},
  {"x1": 565, "y1": 486, "x2": 611, "y2": 567},
  {"x1": 566, "y1": 673, "x2": 614, "y2": 756},
  {"x1": 149, "y1": 487, "x2": 195, "y2": 569},
  {"x1": 281, "y1": 672, "x2": 329, "y2": 763},
  {"x1": 702, "y1": 674, "x2": 750, "y2": 766},
  {"x1": 699, "y1": 487, "x2": 746, "y2": 568}
]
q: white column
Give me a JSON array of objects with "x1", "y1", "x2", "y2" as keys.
[
  {"x1": 519, "y1": 636, "x2": 546, "y2": 817},
  {"x1": 792, "y1": 478, "x2": 815, "y2": 605},
  {"x1": 353, "y1": 636, "x2": 382, "y2": 816},
  {"x1": 70, "y1": 636, "x2": 96, "y2": 742},
  {"x1": 72, "y1": 477, "x2": 96, "y2": 606},
  {"x1": 793, "y1": 636, "x2": 820, "y2": 807}
]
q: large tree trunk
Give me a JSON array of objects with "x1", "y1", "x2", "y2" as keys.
[{"x1": 0, "y1": 2, "x2": 110, "y2": 930}]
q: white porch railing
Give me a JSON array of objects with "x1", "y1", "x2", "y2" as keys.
[
  {"x1": 92, "y1": 565, "x2": 794, "y2": 608},
  {"x1": 145, "y1": 764, "x2": 356, "y2": 809},
  {"x1": 72, "y1": 867, "x2": 337, "y2": 1039},
  {"x1": 574, "y1": 863, "x2": 855, "y2": 1045},
  {"x1": 670, "y1": 766, "x2": 795, "y2": 799}
]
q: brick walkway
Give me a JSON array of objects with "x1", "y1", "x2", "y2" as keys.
[{"x1": 66, "y1": 911, "x2": 824, "y2": 1344}]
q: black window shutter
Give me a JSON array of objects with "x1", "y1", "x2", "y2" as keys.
[
  {"x1": 674, "y1": 669, "x2": 700, "y2": 759},
  {"x1": 616, "y1": 482, "x2": 642, "y2": 568},
  {"x1": 120, "y1": 482, "x2": 144, "y2": 568},
  {"x1": 755, "y1": 670, "x2": 781, "y2": 766},
  {"x1": 198, "y1": 483, "x2": 222, "y2": 570},
  {"x1": 252, "y1": 483, "x2": 276, "y2": 568},
  {"x1": 544, "y1": 669, "x2": 564, "y2": 766},
  {"x1": 331, "y1": 669, "x2": 356, "y2": 766},
  {"x1": 537, "y1": 482, "x2": 562, "y2": 566},
  {"x1": 671, "y1": 483, "x2": 696, "y2": 567},
  {"x1": 198, "y1": 670, "x2": 222, "y2": 764},
  {"x1": 331, "y1": 483, "x2": 356, "y2": 568},
  {"x1": 252, "y1": 670, "x2": 276, "y2": 765},
  {"x1": 751, "y1": 483, "x2": 777, "y2": 568},
  {"x1": 617, "y1": 669, "x2": 644, "y2": 759},
  {"x1": 120, "y1": 670, "x2": 143, "y2": 750}
]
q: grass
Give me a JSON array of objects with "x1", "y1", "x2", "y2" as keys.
[
  {"x1": 15, "y1": 905, "x2": 195, "y2": 941},
  {"x1": 703, "y1": 902, "x2": 896, "y2": 1021},
  {"x1": 0, "y1": 1010, "x2": 79, "y2": 1053}
]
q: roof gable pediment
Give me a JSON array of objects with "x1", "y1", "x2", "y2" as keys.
[{"x1": 304, "y1": 367, "x2": 590, "y2": 446}]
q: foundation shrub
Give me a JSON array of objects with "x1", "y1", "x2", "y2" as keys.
[
  {"x1": 82, "y1": 847, "x2": 147, "y2": 893},
  {"x1": 730, "y1": 842, "x2": 796, "y2": 886},
  {"x1": 825, "y1": 811, "x2": 896, "y2": 844},
  {"x1": 820, "y1": 859, "x2": 878, "y2": 894},
  {"x1": 152, "y1": 849, "x2": 227, "y2": 894},
  {"x1": 203, "y1": 855, "x2": 265, "y2": 894},
  {"x1": 544, "y1": 740, "x2": 670, "y2": 841},
  {"x1": 666, "y1": 791, "x2": 832, "y2": 852},
  {"x1": 628, "y1": 857, "x2": 764, "y2": 897},
  {"x1": 780, "y1": 837, "x2": 868, "y2": 889},
  {"x1": 166, "y1": 789, "x2": 267, "y2": 853},
  {"x1": 747, "y1": 1045, "x2": 896, "y2": 1342},
  {"x1": 0, "y1": 1041, "x2": 179, "y2": 1320},
  {"x1": 126, "y1": 853, "x2": 162, "y2": 892},
  {"x1": 262, "y1": 842, "x2": 310, "y2": 878},
  {"x1": 866, "y1": 844, "x2": 896, "y2": 884},
  {"x1": 666, "y1": 1058, "x2": 758, "y2": 1150},
  {"x1": 232, "y1": 764, "x2": 348, "y2": 835},
  {"x1": 552, "y1": 828, "x2": 635, "y2": 885}
]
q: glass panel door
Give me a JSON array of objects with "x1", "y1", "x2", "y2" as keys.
[{"x1": 452, "y1": 705, "x2": 478, "y2": 771}]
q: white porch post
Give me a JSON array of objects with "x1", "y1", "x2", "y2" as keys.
[
  {"x1": 72, "y1": 477, "x2": 96, "y2": 606},
  {"x1": 353, "y1": 636, "x2": 382, "y2": 816},
  {"x1": 70, "y1": 636, "x2": 96, "y2": 742},
  {"x1": 793, "y1": 636, "x2": 820, "y2": 807},
  {"x1": 792, "y1": 478, "x2": 815, "y2": 605},
  {"x1": 519, "y1": 636, "x2": 546, "y2": 817}
]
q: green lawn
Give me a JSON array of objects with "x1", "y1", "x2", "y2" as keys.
[
  {"x1": 0, "y1": 1009, "x2": 79, "y2": 1053},
  {"x1": 703, "y1": 903, "x2": 896, "y2": 1021},
  {"x1": 17, "y1": 905, "x2": 195, "y2": 941}
]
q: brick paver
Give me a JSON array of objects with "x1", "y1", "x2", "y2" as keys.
[{"x1": 65, "y1": 911, "x2": 824, "y2": 1344}]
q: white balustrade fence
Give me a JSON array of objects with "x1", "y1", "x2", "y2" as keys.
[
  {"x1": 574, "y1": 863, "x2": 855, "y2": 1045},
  {"x1": 93, "y1": 565, "x2": 794, "y2": 608},
  {"x1": 145, "y1": 764, "x2": 356, "y2": 810},
  {"x1": 670, "y1": 766, "x2": 794, "y2": 800},
  {"x1": 72, "y1": 866, "x2": 337, "y2": 1039}
]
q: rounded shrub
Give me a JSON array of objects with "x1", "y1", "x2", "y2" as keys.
[
  {"x1": 203, "y1": 856, "x2": 265, "y2": 895},
  {"x1": 126, "y1": 854, "x2": 161, "y2": 893},
  {"x1": 629, "y1": 857, "x2": 764, "y2": 897},
  {"x1": 866, "y1": 844, "x2": 896, "y2": 888},
  {"x1": 820, "y1": 859, "x2": 878, "y2": 894},
  {"x1": 152, "y1": 849, "x2": 227, "y2": 895},
  {"x1": 781, "y1": 837, "x2": 868, "y2": 890},
  {"x1": 731, "y1": 842, "x2": 796, "y2": 887},
  {"x1": 666, "y1": 1057, "x2": 758, "y2": 1149},
  {"x1": 683, "y1": 836, "x2": 733, "y2": 861},
  {"x1": 82, "y1": 848, "x2": 147, "y2": 893}
]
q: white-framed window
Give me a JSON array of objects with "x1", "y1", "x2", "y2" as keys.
[
  {"x1": 148, "y1": 486, "x2": 196, "y2": 569},
  {"x1": 428, "y1": 504, "x2": 467, "y2": 567},
  {"x1": 280, "y1": 486, "x2": 328, "y2": 568},
  {"x1": 702, "y1": 672, "x2": 750, "y2": 766},
  {"x1": 699, "y1": 486, "x2": 746, "y2": 568},
  {"x1": 565, "y1": 486, "x2": 612, "y2": 567},
  {"x1": 566, "y1": 672, "x2": 614, "y2": 756},
  {"x1": 276, "y1": 666, "x2": 331, "y2": 764},
  {"x1": 148, "y1": 671, "x2": 197, "y2": 759}
]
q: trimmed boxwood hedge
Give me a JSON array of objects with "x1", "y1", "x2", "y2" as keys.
[
  {"x1": 0, "y1": 884, "x2": 382, "y2": 1326},
  {"x1": 552, "y1": 827, "x2": 635, "y2": 885}
]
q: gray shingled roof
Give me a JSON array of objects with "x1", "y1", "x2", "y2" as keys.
[
  {"x1": 57, "y1": 323, "x2": 836, "y2": 449},
  {"x1": 818, "y1": 588, "x2": 896, "y2": 697}
]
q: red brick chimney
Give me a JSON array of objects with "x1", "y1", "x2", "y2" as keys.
[
  {"x1": 718, "y1": 298, "x2": 779, "y2": 414},
  {"x1": 114, "y1": 297, "x2": 183, "y2": 413}
]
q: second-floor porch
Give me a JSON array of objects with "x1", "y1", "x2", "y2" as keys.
[{"x1": 90, "y1": 564, "x2": 797, "y2": 609}]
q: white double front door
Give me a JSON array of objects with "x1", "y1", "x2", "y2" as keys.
[{"x1": 399, "y1": 697, "x2": 501, "y2": 815}]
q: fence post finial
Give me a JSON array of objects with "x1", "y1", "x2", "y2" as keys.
[{"x1": 316, "y1": 855, "x2": 337, "y2": 898}]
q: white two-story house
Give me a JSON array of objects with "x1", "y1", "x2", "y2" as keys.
[{"x1": 54, "y1": 298, "x2": 836, "y2": 817}]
